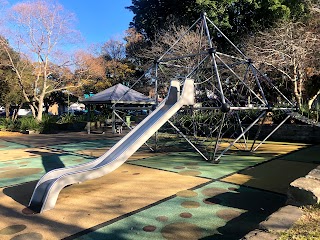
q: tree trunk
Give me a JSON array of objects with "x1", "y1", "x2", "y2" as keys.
[
  {"x1": 29, "y1": 104, "x2": 36, "y2": 118},
  {"x1": 293, "y1": 80, "x2": 302, "y2": 108},
  {"x1": 5, "y1": 103, "x2": 10, "y2": 119},
  {"x1": 36, "y1": 95, "x2": 45, "y2": 122},
  {"x1": 12, "y1": 102, "x2": 23, "y2": 122},
  {"x1": 308, "y1": 89, "x2": 320, "y2": 109},
  {"x1": 293, "y1": 65, "x2": 302, "y2": 108}
]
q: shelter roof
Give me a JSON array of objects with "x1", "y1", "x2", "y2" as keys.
[{"x1": 81, "y1": 83, "x2": 155, "y2": 105}]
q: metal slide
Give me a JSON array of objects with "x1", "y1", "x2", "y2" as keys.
[{"x1": 28, "y1": 79, "x2": 194, "y2": 213}]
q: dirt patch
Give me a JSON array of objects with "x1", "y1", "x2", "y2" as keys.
[{"x1": 0, "y1": 131, "x2": 23, "y2": 137}]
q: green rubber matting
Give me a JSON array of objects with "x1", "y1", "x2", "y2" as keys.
[
  {"x1": 0, "y1": 140, "x2": 30, "y2": 150},
  {"x1": 129, "y1": 152, "x2": 270, "y2": 179},
  {"x1": 51, "y1": 139, "x2": 118, "y2": 152},
  {"x1": 0, "y1": 153, "x2": 94, "y2": 187},
  {"x1": 74, "y1": 181, "x2": 286, "y2": 240}
]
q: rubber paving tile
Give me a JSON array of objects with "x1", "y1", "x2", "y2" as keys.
[
  {"x1": 77, "y1": 147, "x2": 166, "y2": 161},
  {"x1": 0, "y1": 164, "x2": 207, "y2": 240},
  {"x1": 0, "y1": 153, "x2": 95, "y2": 187},
  {"x1": 216, "y1": 142, "x2": 306, "y2": 162},
  {"x1": 0, "y1": 139, "x2": 29, "y2": 150},
  {"x1": 250, "y1": 142, "x2": 305, "y2": 156},
  {"x1": 277, "y1": 144, "x2": 320, "y2": 164},
  {"x1": 222, "y1": 159, "x2": 319, "y2": 194},
  {"x1": 0, "y1": 132, "x2": 123, "y2": 148},
  {"x1": 129, "y1": 152, "x2": 269, "y2": 179},
  {"x1": 0, "y1": 147, "x2": 60, "y2": 161},
  {"x1": 201, "y1": 140, "x2": 306, "y2": 150},
  {"x1": 73, "y1": 181, "x2": 286, "y2": 240},
  {"x1": 51, "y1": 139, "x2": 118, "y2": 152}
]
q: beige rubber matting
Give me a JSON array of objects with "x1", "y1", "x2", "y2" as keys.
[
  {"x1": 0, "y1": 148, "x2": 63, "y2": 162},
  {"x1": 0, "y1": 164, "x2": 208, "y2": 240}
]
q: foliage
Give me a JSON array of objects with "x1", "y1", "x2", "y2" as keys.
[
  {"x1": 125, "y1": 28, "x2": 150, "y2": 64},
  {"x1": 0, "y1": 36, "x2": 24, "y2": 116},
  {"x1": 18, "y1": 116, "x2": 40, "y2": 131},
  {"x1": 101, "y1": 39, "x2": 126, "y2": 61},
  {"x1": 127, "y1": 0, "x2": 198, "y2": 40},
  {"x1": 244, "y1": 9, "x2": 320, "y2": 108},
  {"x1": 74, "y1": 50, "x2": 110, "y2": 95},
  {"x1": 74, "y1": 41, "x2": 137, "y2": 95},
  {"x1": 0, "y1": 113, "x2": 95, "y2": 133},
  {"x1": 39, "y1": 114, "x2": 59, "y2": 133},
  {"x1": 0, "y1": 117, "x2": 18, "y2": 131},
  {"x1": 299, "y1": 103, "x2": 320, "y2": 122},
  {"x1": 0, "y1": 114, "x2": 65, "y2": 133},
  {"x1": 43, "y1": 91, "x2": 78, "y2": 112},
  {"x1": 0, "y1": 0, "x2": 81, "y2": 121},
  {"x1": 56, "y1": 112, "x2": 101, "y2": 124},
  {"x1": 57, "y1": 113, "x2": 76, "y2": 124},
  {"x1": 127, "y1": 0, "x2": 312, "y2": 42},
  {"x1": 305, "y1": 74, "x2": 320, "y2": 109}
]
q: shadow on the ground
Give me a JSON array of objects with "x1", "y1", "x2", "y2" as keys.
[
  {"x1": 3, "y1": 151, "x2": 65, "y2": 207},
  {"x1": 200, "y1": 186, "x2": 287, "y2": 239},
  {"x1": 3, "y1": 181, "x2": 38, "y2": 207},
  {"x1": 27, "y1": 150, "x2": 66, "y2": 173}
]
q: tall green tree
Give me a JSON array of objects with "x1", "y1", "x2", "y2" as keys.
[
  {"x1": 127, "y1": 0, "x2": 198, "y2": 40},
  {"x1": 127, "y1": 0, "x2": 312, "y2": 41},
  {"x1": 0, "y1": 36, "x2": 25, "y2": 119}
]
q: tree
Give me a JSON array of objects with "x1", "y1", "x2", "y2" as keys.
[
  {"x1": 0, "y1": 66, "x2": 24, "y2": 119},
  {"x1": 127, "y1": 0, "x2": 198, "y2": 40},
  {"x1": 73, "y1": 42, "x2": 136, "y2": 95},
  {"x1": 244, "y1": 9, "x2": 320, "y2": 108},
  {"x1": 0, "y1": 0, "x2": 81, "y2": 121},
  {"x1": 133, "y1": 24, "x2": 207, "y2": 66},
  {"x1": 125, "y1": 24, "x2": 210, "y2": 98},
  {"x1": 0, "y1": 36, "x2": 26, "y2": 119},
  {"x1": 127, "y1": 0, "x2": 313, "y2": 42},
  {"x1": 124, "y1": 28, "x2": 149, "y2": 63},
  {"x1": 101, "y1": 39, "x2": 126, "y2": 61},
  {"x1": 73, "y1": 50, "x2": 110, "y2": 94}
]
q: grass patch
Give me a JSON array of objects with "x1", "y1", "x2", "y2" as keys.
[{"x1": 279, "y1": 204, "x2": 320, "y2": 240}]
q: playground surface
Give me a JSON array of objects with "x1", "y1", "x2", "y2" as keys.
[{"x1": 0, "y1": 131, "x2": 319, "y2": 240}]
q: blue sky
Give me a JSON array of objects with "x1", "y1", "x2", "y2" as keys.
[
  {"x1": 60, "y1": 0, "x2": 134, "y2": 44},
  {"x1": 6, "y1": 0, "x2": 134, "y2": 45}
]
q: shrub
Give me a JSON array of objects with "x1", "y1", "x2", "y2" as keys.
[
  {"x1": 39, "y1": 114, "x2": 59, "y2": 133},
  {"x1": 57, "y1": 113, "x2": 76, "y2": 124},
  {"x1": 18, "y1": 116, "x2": 40, "y2": 131},
  {"x1": 0, "y1": 118, "x2": 20, "y2": 131}
]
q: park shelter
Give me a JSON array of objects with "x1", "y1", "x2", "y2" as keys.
[{"x1": 81, "y1": 83, "x2": 155, "y2": 133}]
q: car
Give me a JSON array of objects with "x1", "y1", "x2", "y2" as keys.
[{"x1": 17, "y1": 109, "x2": 32, "y2": 116}]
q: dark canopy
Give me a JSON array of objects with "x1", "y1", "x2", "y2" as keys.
[{"x1": 81, "y1": 83, "x2": 155, "y2": 105}]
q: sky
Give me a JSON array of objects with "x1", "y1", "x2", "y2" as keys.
[
  {"x1": 60, "y1": 0, "x2": 134, "y2": 44},
  {"x1": 6, "y1": 0, "x2": 134, "y2": 46}
]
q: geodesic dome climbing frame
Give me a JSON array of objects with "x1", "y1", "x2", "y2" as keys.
[{"x1": 114, "y1": 13, "x2": 297, "y2": 163}]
